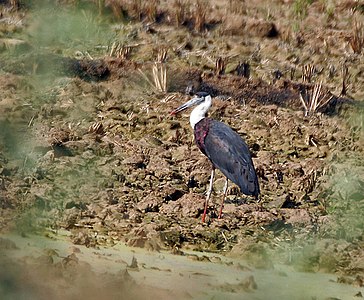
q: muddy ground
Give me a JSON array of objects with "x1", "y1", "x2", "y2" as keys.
[{"x1": 0, "y1": 0, "x2": 364, "y2": 299}]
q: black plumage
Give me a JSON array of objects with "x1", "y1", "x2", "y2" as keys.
[
  {"x1": 170, "y1": 92, "x2": 260, "y2": 222},
  {"x1": 194, "y1": 118, "x2": 259, "y2": 198}
]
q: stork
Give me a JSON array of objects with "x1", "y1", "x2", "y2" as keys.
[{"x1": 170, "y1": 92, "x2": 260, "y2": 222}]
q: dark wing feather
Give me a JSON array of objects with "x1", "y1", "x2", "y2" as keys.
[{"x1": 203, "y1": 120, "x2": 259, "y2": 197}]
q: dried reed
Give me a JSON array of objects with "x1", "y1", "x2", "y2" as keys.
[
  {"x1": 144, "y1": 0, "x2": 159, "y2": 22},
  {"x1": 157, "y1": 47, "x2": 168, "y2": 63},
  {"x1": 194, "y1": 0, "x2": 206, "y2": 32},
  {"x1": 228, "y1": 0, "x2": 245, "y2": 14},
  {"x1": 302, "y1": 64, "x2": 315, "y2": 83},
  {"x1": 349, "y1": 19, "x2": 363, "y2": 54},
  {"x1": 174, "y1": 0, "x2": 188, "y2": 27},
  {"x1": 299, "y1": 82, "x2": 334, "y2": 116},
  {"x1": 152, "y1": 63, "x2": 167, "y2": 93},
  {"x1": 109, "y1": 42, "x2": 131, "y2": 59},
  {"x1": 215, "y1": 57, "x2": 227, "y2": 75},
  {"x1": 138, "y1": 48, "x2": 168, "y2": 93}
]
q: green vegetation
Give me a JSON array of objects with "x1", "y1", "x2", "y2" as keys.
[
  {"x1": 27, "y1": 4, "x2": 114, "y2": 55},
  {"x1": 292, "y1": 0, "x2": 314, "y2": 19}
]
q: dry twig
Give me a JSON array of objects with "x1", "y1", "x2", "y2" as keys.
[{"x1": 340, "y1": 63, "x2": 351, "y2": 96}]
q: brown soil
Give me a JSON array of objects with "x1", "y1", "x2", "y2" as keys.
[{"x1": 0, "y1": 0, "x2": 363, "y2": 298}]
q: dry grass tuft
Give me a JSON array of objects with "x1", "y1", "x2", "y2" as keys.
[
  {"x1": 156, "y1": 47, "x2": 168, "y2": 64},
  {"x1": 302, "y1": 64, "x2": 315, "y2": 83},
  {"x1": 138, "y1": 65, "x2": 167, "y2": 93},
  {"x1": 88, "y1": 122, "x2": 104, "y2": 135},
  {"x1": 215, "y1": 57, "x2": 227, "y2": 75},
  {"x1": 222, "y1": 14, "x2": 246, "y2": 36},
  {"x1": 10, "y1": 0, "x2": 19, "y2": 9},
  {"x1": 173, "y1": 0, "x2": 189, "y2": 27},
  {"x1": 107, "y1": 0, "x2": 159, "y2": 21},
  {"x1": 299, "y1": 82, "x2": 334, "y2": 116},
  {"x1": 349, "y1": 18, "x2": 363, "y2": 54},
  {"x1": 138, "y1": 48, "x2": 168, "y2": 93},
  {"x1": 128, "y1": 0, "x2": 143, "y2": 20},
  {"x1": 228, "y1": 0, "x2": 246, "y2": 14},
  {"x1": 154, "y1": 48, "x2": 168, "y2": 92},
  {"x1": 109, "y1": 42, "x2": 131, "y2": 59},
  {"x1": 144, "y1": 0, "x2": 160, "y2": 22},
  {"x1": 193, "y1": 0, "x2": 207, "y2": 32},
  {"x1": 152, "y1": 63, "x2": 167, "y2": 93},
  {"x1": 161, "y1": 93, "x2": 179, "y2": 103},
  {"x1": 105, "y1": 0, "x2": 123, "y2": 19}
]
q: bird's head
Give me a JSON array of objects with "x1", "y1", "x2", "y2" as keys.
[{"x1": 170, "y1": 92, "x2": 211, "y2": 115}]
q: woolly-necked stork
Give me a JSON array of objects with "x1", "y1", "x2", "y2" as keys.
[{"x1": 171, "y1": 92, "x2": 260, "y2": 222}]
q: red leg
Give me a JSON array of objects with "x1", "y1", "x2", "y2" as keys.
[{"x1": 202, "y1": 168, "x2": 215, "y2": 222}]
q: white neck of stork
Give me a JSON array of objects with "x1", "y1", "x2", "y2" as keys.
[{"x1": 190, "y1": 95, "x2": 212, "y2": 129}]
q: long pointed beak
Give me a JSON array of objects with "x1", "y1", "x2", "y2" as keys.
[{"x1": 170, "y1": 97, "x2": 203, "y2": 115}]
